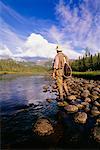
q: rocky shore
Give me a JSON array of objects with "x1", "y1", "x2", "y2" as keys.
[
  {"x1": 1, "y1": 76, "x2": 100, "y2": 149},
  {"x1": 34, "y1": 77, "x2": 100, "y2": 147}
]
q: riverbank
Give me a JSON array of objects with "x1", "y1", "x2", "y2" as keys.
[{"x1": 33, "y1": 76, "x2": 100, "y2": 149}]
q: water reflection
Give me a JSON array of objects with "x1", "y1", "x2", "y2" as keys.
[{"x1": 0, "y1": 75, "x2": 56, "y2": 114}]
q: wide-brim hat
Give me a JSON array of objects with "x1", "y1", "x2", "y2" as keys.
[{"x1": 56, "y1": 45, "x2": 62, "y2": 51}]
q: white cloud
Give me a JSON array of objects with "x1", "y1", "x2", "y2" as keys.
[
  {"x1": 54, "y1": 0, "x2": 100, "y2": 54},
  {"x1": 14, "y1": 33, "x2": 81, "y2": 59},
  {"x1": 0, "y1": 19, "x2": 24, "y2": 54},
  {"x1": 0, "y1": 44, "x2": 13, "y2": 57}
]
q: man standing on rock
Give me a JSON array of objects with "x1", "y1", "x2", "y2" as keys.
[{"x1": 53, "y1": 45, "x2": 72, "y2": 101}]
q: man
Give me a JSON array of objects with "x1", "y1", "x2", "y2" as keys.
[{"x1": 53, "y1": 45, "x2": 72, "y2": 100}]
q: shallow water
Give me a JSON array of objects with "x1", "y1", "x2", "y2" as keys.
[{"x1": 0, "y1": 75, "x2": 56, "y2": 115}]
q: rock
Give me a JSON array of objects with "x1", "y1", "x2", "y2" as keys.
[
  {"x1": 81, "y1": 90, "x2": 90, "y2": 98},
  {"x1": 43, "y1": 89, "x2": 48, "y2": 92},
  {"x1": 91, "y1": 107, "x2": 100, "y2": 117},
  {"x1": 81, "y1": 102, "x2": 89, "y2": 106},
  {"x1": 43, "y1": 85, "x2": 49, "y2": 92},
  {"x1": 79, "y1": 87, "x2": 84, "y2": 92},
  {"x1": 88, "y1": 84, "x2": 94, "y2": 90},
  {"x1": 94, "y1": 101, "x2": 100, "y2": 107},
  {"x1": 52, "y1": 84, "x2": 57, "y2": 89},
  {"x1": 93, "y1": 87, "x2": 100, "y2": 93},
  {"x1": 83, "y1": 80, "x2": 89, "y2": 84},
  {"x1": 51, "y1": 89, "x2": 57, "y2": 93},
  {"x1": 46, "y1": 98, "x2": 53, "y2": 103},
  {"x1": 84, "y1": 104, "x2": 90, "y2": 112},
  {"x1": 90, "y1": 95, "x2": 99, "y2": 101},
  {"x1": 67, "y1": 95, "x2": 76, "y2": 101},
  {"x1": 64, "y1": 105, "x2": 78, "y2": 113},
  {"x1": 84, "y1": 97, "x2": 91, "y2": 103},
  {"x1": 74, "y1": 112, "x2": 87, "y2": 124},
  {"x1": 76, "y1": 104, "x2": 84, "y2": 109},
  {"x1": 92, "y1": 91, "x2": 99, "y2": 96},
  {"x1": 96, "y1": 118, "x2": 100, "y2": 125},
  {"x1": 33, "y1": 118, "x2": 54, "y2": 136},
  {"x1": 58, "y1": 101, "x2": 68, "y2": 107},
  {"x1": 43, "y1": 85, "x2": 49, "y2": 90},
  {"x1": 92, "y1": 126, "x2": 100, "y2": 143}
]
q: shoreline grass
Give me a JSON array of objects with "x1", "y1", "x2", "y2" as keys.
[{"x1": 72, "y1": 71, "x2": 100, "y2": 80}]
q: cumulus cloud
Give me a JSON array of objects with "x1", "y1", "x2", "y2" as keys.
[
  {"x1": 0, "y1": 44, "x2": 13, "y2": 57},
  {"x1": 15, "y1": 33, "x2": 81, "y2": 59},
  {"x1": 0, "y1": 14, "x2": 82, "y2": 59}
]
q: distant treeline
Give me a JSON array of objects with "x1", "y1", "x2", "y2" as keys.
[
  {"x1": 71, "y1": 52, "x2": 100, "y2": 71},
  {"x1": 0, "y1": 59, "x2": 48, "y2": 74}
]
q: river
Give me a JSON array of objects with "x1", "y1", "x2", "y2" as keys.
[
  {"x1": 0, "y1": 75, "x2": 99, "y2": 149},
  {"x1": 0, "y1": 75, "x2": 56, "y2": 115}
]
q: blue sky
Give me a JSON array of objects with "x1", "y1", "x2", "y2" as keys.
[{"x1": 0, "y1": 0, "x2": 100, "y2": 59}]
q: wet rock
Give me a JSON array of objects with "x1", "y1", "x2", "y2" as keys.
[
  {"x1": 81, "y1": 90, "x2": 90, "y2": 98},
  {"x1": 33, "y1": 118, "x2": 54, "y2": 136},
  {"x1": 64, "y1": 105, "x2": 78, "y2": 113},
  {"x1": 74, "y1": 112, "x2": 87, "y2": 124},
  {"x1": 92, "y1": 126, "x2": 100, "y2": 143},
  {"x1": 88, "y1": 84, "x2": 94, "y2": 90},
  {"x1": 67, "y1": 95, "x2": 76, "y2": 101},
  {"x1": 93, "y1": 87, "x2": 100, "y2": 93},
  {"x1": 92, "y1": 91, "x2": 99, "y2": 96},
  {"x1": 51, "y1": 89, "x2": 57, "y2": 93},
  {"x1": 84, "y1": 104, "x2": 90, "y2": 112},
  {"x1": 94, "y1": 101, "x2": 100, "y2": 107},
  {"x1": 29, "y1": 103, "x2": 34, "y2": 107},
  {"x1": 43, "y1": 85, "x2": 49, "y2": 90},
  {"x1": 43, "y1": 85, "x2": 49, "y2": 92},
  {"x1": 58, "y1": 101, "x2": 68, "y2": 107},
  {"x1": 84, "y1": 97, "x2": 91, "y2": 103},
  {"x1": 96, "y1": 118, "x2": 100, "y2": 125},
  {"x1": 76, "y1": 104, "x2": 84, "y2": 109},
  {"x1": 43, "y1": 89, "x2": 48, "y2": 92},
  {"x1": 81, "y1": 102, "x2": 89, "y2": 106},
  {"x1": 90, "y1": 95, "x2": 99, "y2": 101},
  {"x1": 51, "y1": 84, "x2": 57, "y2": 89},
  {"x1": 46, "y1": 98, "x2": 53, "y2": 103},
  {"x1": 91, "y1": 107, "x2": 100, "y2": 117}
]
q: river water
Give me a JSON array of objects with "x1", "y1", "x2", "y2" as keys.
[
  {"x1": 0, "y1": 75, "x2": 56, "y2": 115},
  {"x1": 0, "y1": 75, "x2": 99, "y2": 149}
]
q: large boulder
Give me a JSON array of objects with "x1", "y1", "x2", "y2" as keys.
[
  {"x1": 74, "y1": 112, "x2": 87, "y2": 124},
  {"x1": 33, "y1": 118, "x2": 54, "y2": 136},
  {"x1": 64, "y1": 105, "x2": 78, "y2": 113}
]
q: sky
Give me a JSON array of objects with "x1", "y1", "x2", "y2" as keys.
[{"x1": 0, "y1": 0, "x2": 100, "y2": 59}]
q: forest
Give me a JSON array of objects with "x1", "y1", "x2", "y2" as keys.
[
  {"x1": 71, "y1": 52, "x2": 100, "y2": 72},
  {"x1": 0, "y1": 59, "x2": 48, "y2": 74}
]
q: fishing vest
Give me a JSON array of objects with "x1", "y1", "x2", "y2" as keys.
[{"x1": 56, "y1": 52, "x2": 68, "y2": 69}]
